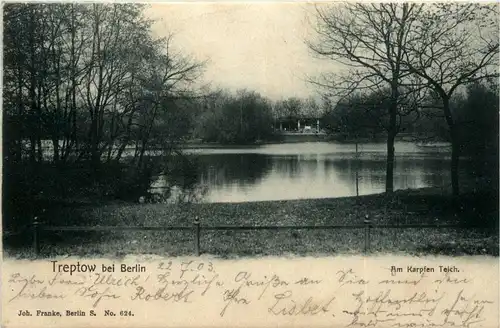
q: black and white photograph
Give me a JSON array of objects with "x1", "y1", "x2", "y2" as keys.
[
  {"x1": 2, "y1": 2, "x2": 499, "y2": 260},
  {"x1": 2, "y1": 3, "x2": 500, "y2": 328}
]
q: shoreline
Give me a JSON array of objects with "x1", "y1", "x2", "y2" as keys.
[
  {"x1": 182, "y1": 137, "x2": 450, "y2": 148},
  {"x1": 4, "y1": 188, "x2": 498, "y2": 259}
]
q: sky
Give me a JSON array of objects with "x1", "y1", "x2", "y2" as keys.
[{"x1": 146, "y1": 3, "x2": 336, "y2": 101}]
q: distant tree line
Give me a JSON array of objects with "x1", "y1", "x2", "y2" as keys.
[
  {"x1": 193, "y1": 89, "x2": 275, "y2": 144},
  {"x1": 273, "y1": 97, "x2": 322, "y2": 120},
  {"x1": 192, "y1": 92, "x2": 325, "y2": 143}
]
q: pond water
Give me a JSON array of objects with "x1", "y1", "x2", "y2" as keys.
[{"x1": 151, "y1": 141, "x2": 456, "y2": 203}]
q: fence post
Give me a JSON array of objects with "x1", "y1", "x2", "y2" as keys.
[
  {"x1": 33, "y1": 216, "x2": 40, "y2": 257},
  {"x1": 193, "y1": 217, "x2": 200, "y2": 256},
  {"x1": 364, "y1": 214, "x2": 371, "y2": 254},
  {"x1": 356, "y1": 171, "x2": 359, "y2": 197}
]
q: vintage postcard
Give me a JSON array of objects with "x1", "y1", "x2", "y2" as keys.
[{"x1": 2, "y1": 2, "x2": 499, "y2": 328}]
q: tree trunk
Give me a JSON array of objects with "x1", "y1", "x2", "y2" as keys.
[
  {"x1": 89, "y1": 116, "x2": 101, "y2": 170},
  {"x1": 29, "y1": 135, "x2": 36, "y2": 164},
  {"x1": 15, "y1": 62, "x2": 24, "y2": 164},
  {"x1": 52, "y1": 138, "x2": 60, "y2": 163},
  {"x1": 137, "y1": 139, "x2": 148, "y2": 170},
  {"x1": 442, "y1": 96, "x2": 460, "y2": 197},
  {"x1": 386, "y1": 85, "x2": 399, "y2": 193},
  {"x1": 91, "y1": 141, "x2": 101, "y2": 170},
  {"x1": 450, "y1": 131, "x2": 460, "y2": 197},
  {"x1": 70, "y1": 3, "x2": 78, "y2": 154},
  {"x1": 28, "y1": 8, "x2": 38, "y2": 165},
  {"x1": 386, "y1": 130, "x2": 396, "y2": 193}
]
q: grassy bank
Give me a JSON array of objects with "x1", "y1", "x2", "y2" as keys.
[{"x1": 4, "y1": 188, "x2": 498, "y2": 258}]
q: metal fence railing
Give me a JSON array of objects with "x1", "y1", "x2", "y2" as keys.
[{"x1": 30, "y1": 215, "x2": 468, "y2": 257}]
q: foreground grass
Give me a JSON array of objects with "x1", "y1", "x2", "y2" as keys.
[{"x1": 4, "y1": 188, "x2": 498, "y2": 258}]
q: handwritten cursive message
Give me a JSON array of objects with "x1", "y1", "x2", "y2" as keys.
[{"x1": 3, "y1": 256, "x2": 498, "y2": 328}]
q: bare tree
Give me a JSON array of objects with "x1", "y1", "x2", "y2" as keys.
[
  {"x1": 308, "y1": 3, "x2": 423, "y2": 193},
  {"x1": 401, "y1": 3, "x2": 499, "y2": 196},
  {"x1": 275, "y1": 98, "x2": 303, "y2": 118}
]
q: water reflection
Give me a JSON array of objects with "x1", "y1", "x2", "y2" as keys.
[
  {"x1": 198, "y1": 154, "x2": 274, "y2": 187},
  {"x1": 153, "y1": 142, "x2": 454, "y2": 203}
]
